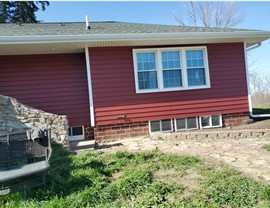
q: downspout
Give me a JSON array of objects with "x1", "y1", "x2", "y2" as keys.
[
  {"x1": 245, "y1": 42, "x2": 270, "y2": 118},
  {"x1": 85, "y1": 46, "x2": 95, "y2": 126}
]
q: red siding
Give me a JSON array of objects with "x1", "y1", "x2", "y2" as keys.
[
  {"x1": 0, "y1": 53, "x2": 90, "y2": 127},
  {"x1": 90, "y1": 43, "x2": 249, "y2": 126}
]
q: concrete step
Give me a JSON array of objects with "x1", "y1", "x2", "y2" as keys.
[{"x1": 69, "y1": 140, "x2": 95, "y2": 153}]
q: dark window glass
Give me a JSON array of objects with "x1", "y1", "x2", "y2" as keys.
[
  {"x1": 150, "y1": 121, "x2": 160, "y2": 132},
  {"x1": 72, "y1": 127, "x2": 83, "y2": 136},
  {"x1": 187, "y1": 117, "x2": 197, "y2": 129},
  {"x1": 176, "y1": 118, "x2": 186, "y2": 130},
  {"x1": 201, "y1": 116, "x2": 210, "y2": 127},
  {"x1": 212, "y1": 115, "x2": 221, "y2": 126},
  {"x1": 161, "y1": 120, "x2": 172, "y2": 131}
]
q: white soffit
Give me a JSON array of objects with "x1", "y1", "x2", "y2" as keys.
[{"x1": 0, "y1": 31, "x2": 270, "y2": 55}]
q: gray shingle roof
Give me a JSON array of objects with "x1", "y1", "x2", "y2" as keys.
[{"x1": 0, "y1": 21, "x2": 258, "y2": 37}]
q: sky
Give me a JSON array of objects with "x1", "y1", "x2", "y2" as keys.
[{"x1": 36, "y1": 1, "x2": 270, "y2": 75}]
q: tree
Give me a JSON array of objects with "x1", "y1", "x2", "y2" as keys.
[
  {"x1": 173, "y1": 1, "x2": 244, "y2": 28},
  {"x1": 0, "y1": 1, "x2": 49, "y2": 23}
]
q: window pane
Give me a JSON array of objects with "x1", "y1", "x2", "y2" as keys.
[
  {"x1": 138, "y1": 71, "x2": 158, "y2": 89},
  {"x1": 161, "y1": 120, "x2": 172, "y2": 131},
  {"x1": 212, "y1": 115, "x2": 221, "y2": 126},
  {"x1": 68, "y1": 128, "x2": 72, "y2": 136},
  {"x1": 72, "y1": 127, "x2": 83, "y2": 136},
  {"x1": 188, "y1": 68, "x2": 206, "y2": 86},
  {"x1": 150, "y1": 121, "x2": 160, "y2": 132},
  {"x1": 136, "y1": 52, "x2": 156, "y2": 71},
  {"x1": 186, "y1": 50, "x2": 204, "y2": 68},
  {"x1": 187, "y1": 117, "x2": 197, "y2": 129},
  {"x1": 201, "y1": 116, "x2": 210, "y2": 127},
  {"x1": 176, "y1": 118, "x2": 186, "y2": 130},
  {"x1": 161, "y1": 51, "x2": 181, "y2": 69},
  {"x1": 163, "y1": 70, "x2": 182, "y2": 88}
]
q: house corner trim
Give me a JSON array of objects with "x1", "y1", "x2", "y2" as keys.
[
  {"x1": 85, "y1": 46, "x2": 95, "y2": 126},
  {"x1": 243, "y1": 42, "x2": 253, "y2": 114}
]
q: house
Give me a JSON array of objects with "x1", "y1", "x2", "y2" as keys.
[{"x1": 0, "y1": 21, "x2": 270, "y2": 142}]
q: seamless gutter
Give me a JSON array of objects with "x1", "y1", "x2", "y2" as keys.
[{"x1": 1, "y1": 31, "x2": 270, "y2": 44}]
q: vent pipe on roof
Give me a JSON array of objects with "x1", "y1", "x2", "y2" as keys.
[{"x1": 85, "y1": 15, "x2": 90, "y2": 30}]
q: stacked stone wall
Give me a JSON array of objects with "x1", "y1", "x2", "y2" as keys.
[{"x1": 0, "y1": 95, "x2": 69, "y2": 146}]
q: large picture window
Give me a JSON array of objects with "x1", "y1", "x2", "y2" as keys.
[{"x1": 133, "y1": 47, "x2": 210, "y2": 93}]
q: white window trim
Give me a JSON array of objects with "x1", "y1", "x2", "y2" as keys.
[
  {"x1": 199, "y1": 115, "x2": 222, "y2": 129},
  {"x1": 68, "y1": 126, "x2": 85, "y2": 141},
  {"x1": 133, "y1": 46, "x2": 211, "y2": 94},
  {"x1": 148, "y1": 119, "x2": 173, "y2": 133},
  {"x1": 174, "y1": 117, "x2": 199, "y2": 131}
]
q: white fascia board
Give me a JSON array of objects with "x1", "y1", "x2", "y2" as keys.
[{"x1": 1, "y1": 31, "x2": 270, "y2": 44}]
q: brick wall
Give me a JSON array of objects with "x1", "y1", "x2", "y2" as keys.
[
  {"x1": 94, "y1": 122, "x2": 149, "y2": 142},
  {"x1": 223, "y1": 112, "x2": 250, "y2": 127},
  {"x1": 84, "y1": 126, "x2": 95, "y2": 140}
]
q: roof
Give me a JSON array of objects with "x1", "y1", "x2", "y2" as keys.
[
  {"x1": 0, "y1": 21, "x2": 270, "y2": 56},
  {"x1": 0, "y1": 21, "x2": 258, "y2": 37}
]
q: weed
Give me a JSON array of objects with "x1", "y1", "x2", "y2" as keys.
[{"x1": 263, "y1": 144, "x2": 270, "y2": 152}]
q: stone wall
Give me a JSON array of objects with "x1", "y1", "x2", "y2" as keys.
[
  {"x1": 151, "y1": 129, "x2": 270, "y2": 141},
  {"x1": 0, "y1": 95, "x2": 69, "y2": 146}
]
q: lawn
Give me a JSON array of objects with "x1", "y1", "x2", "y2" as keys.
[{"x1": 1, "y1": 144, "x2": 270, "y2": 208}]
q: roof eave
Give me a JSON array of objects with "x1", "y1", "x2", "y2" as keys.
[{"x1": 1, "y1": 31, "x2": 270, "y2": 45}]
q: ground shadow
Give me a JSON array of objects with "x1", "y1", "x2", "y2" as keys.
[{"x1": 95, "y1": 142, "x2": 123, "y2": 150}]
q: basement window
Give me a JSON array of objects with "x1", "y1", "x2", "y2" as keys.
[
  {"x1": 200, "y1": 115, "x2": 222, "y2": 129},
  {"x1": 68, "y1": 126, "x2": 84, "y2": 141},
  {"x1": 150, "y1": 119, "x2": 173, "y2": 132},
  {"x1": 175, "y1": 117, "x2": 198, "y2": 131}
]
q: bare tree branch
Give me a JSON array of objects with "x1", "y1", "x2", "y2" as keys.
[{"x1": 173, "y1": 1, "x2": 244, "y2": 28}]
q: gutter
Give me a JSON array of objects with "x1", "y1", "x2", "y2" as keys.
[
  {"x1": 247, "y1": 42, "x2": 262, "y2": 51},
  {"x1": 245, "y1": 42, "x2": 270, "y2": 118},
  {"x1": 1, "y1": 30, "x2": 270, "y2": 45}
]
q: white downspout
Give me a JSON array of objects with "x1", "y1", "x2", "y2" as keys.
[
  {"x1": 85, "y1": 46, "x2": 95, "y2": 126},
  {"x1": 244, "y1": 42, "x2": 270, "y2": 118}
]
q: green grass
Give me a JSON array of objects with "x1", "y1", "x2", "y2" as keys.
[
  {"x1": 1, "y1": 144, "x2": 270, "y2": 208},
  {"x1": 263, "y1": 144, "x2": 270, "y2": 152},
  {"x1": 253, "y1": 108, "x2": 270, "y2": 115}
]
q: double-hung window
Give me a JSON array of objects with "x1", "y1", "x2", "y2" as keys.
[
  {"x1": 162, "y1": 51, "x2": 182, "y2": 88},
  {"x1": 133, "y1": 47, "x2": 210, "y2": 93},
  {"x1": 136, "y1": 52, "x2": 158, "y2": 90}
]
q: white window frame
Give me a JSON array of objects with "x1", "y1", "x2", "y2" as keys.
[
  {"x1": 174, "y1": 117, "x2": 199, "y2": 131},
  {"x1": 68, "y1": 126, "x2": 85, "y2": 141},
  {"x1": 199, "y1": 115, "x2": 222, "y2": 129},
  {"x1": 133, "y1": 46, "x2": 210, "y2": 93},
  {"x1": 149, "y1": 119, "x2": 173, "y2": 133}
]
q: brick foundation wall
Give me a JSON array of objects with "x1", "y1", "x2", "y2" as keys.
[
  {"x1": 94, "y1": 122, "x2": 149, "y2": 142},
  {"x1": 223, "y1": 112, "x2": 250, "y2": 127},
  {"x1": 84, "y1": 126, "x2": 95, "y2": 140}
]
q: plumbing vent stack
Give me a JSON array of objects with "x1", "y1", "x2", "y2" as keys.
[{"x1": 85, "y1": 15, "x2": 90, "y2": 30}]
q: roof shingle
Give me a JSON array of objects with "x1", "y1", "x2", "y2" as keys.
[{"x1": 0, "y1": 21, "x2": 259, "y2": 37}]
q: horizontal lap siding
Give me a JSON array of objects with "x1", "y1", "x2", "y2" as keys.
[
  {"x1": 90, "y1": 43, "x2": 249, "y2": 126},
  {"x1": 0, "y1": 53, "x2": 90, "y2": 127}
]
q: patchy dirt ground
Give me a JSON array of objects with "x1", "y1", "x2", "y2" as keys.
[{"x1": 97, "y1": 120, "x2": 270, "y2": 184}]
